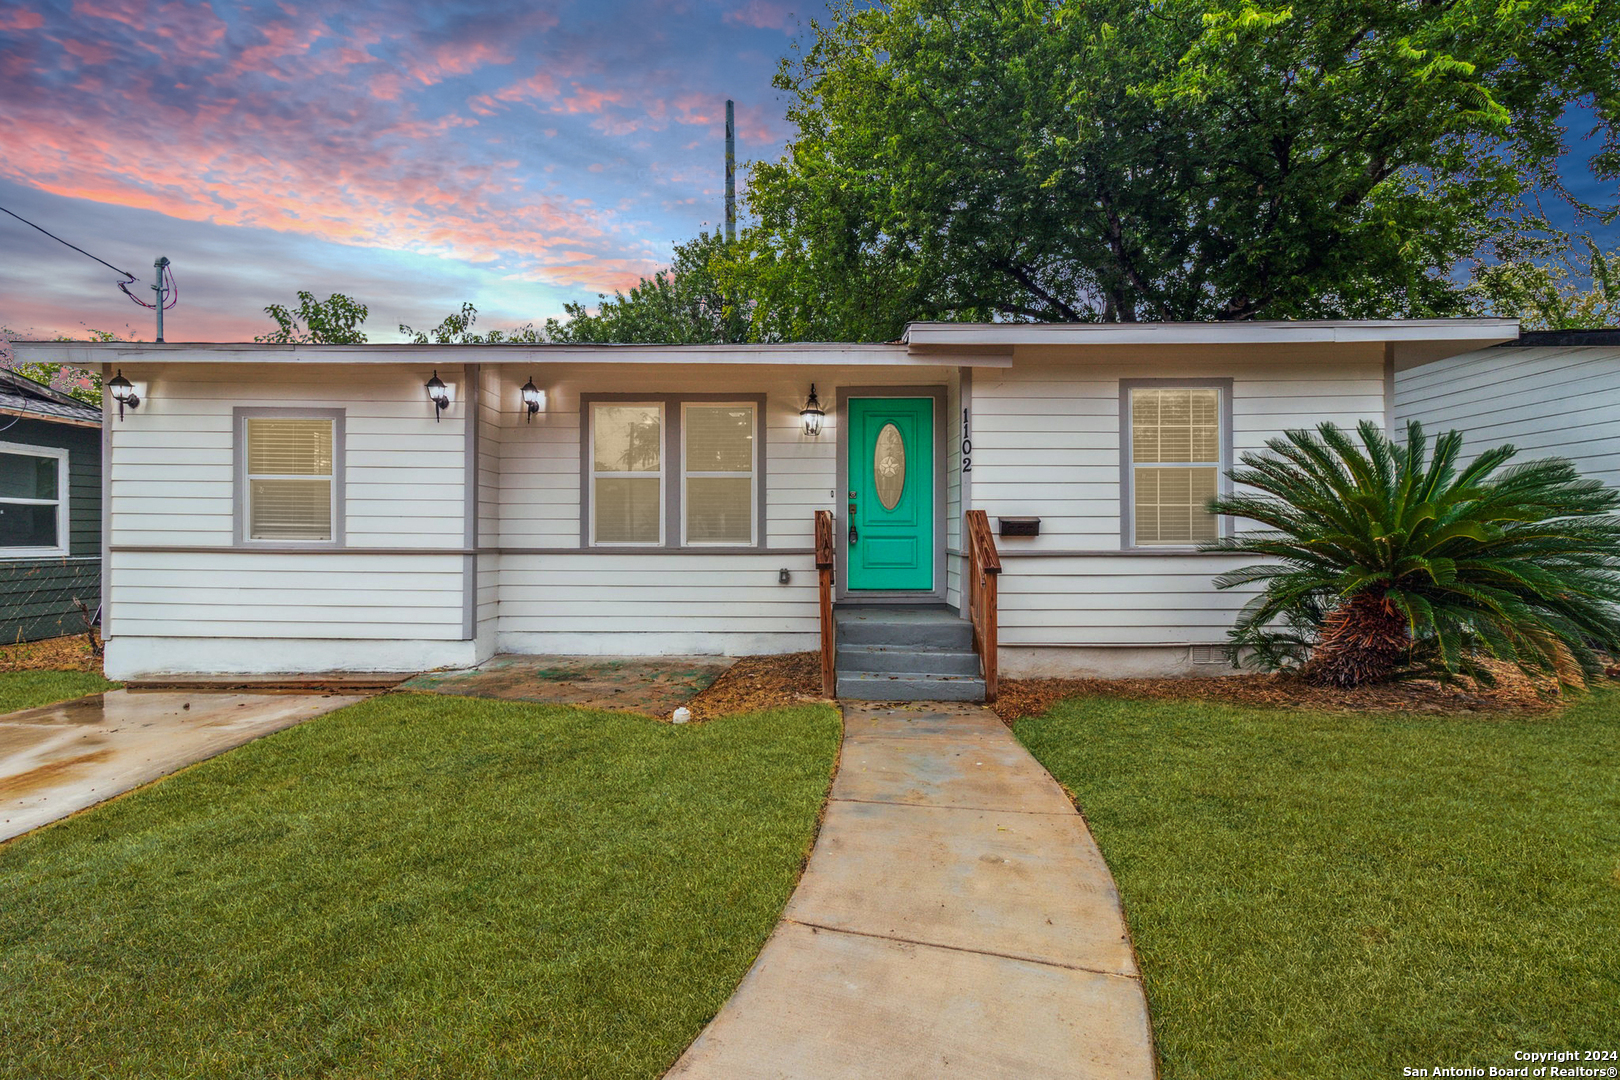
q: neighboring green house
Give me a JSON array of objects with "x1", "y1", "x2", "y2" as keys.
[{"x1": 0, "y1": 368, "x2": 101, "y2": 644}]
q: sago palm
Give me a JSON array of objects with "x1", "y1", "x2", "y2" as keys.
[{"x1": 1204, "y1": 420, "x2": 1620, "y2": 688}]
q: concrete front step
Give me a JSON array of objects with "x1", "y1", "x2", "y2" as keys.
[
  {"x1": 836, "y1": 643, "x2": 982, "y2": 676},
  {"x1": 836, "y1": 671, "x2": 987, "y2": 702},
  {"x1": 834, "y1": 605, "x2": 973, "y2": 649}
]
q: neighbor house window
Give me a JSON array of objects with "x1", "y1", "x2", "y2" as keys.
[
  {"x1": 682, "y1": 403, "x2": 756, "y2": 545},
  {"x1": 0, "y1": 442, "x2": 68, "y2": 555},
  {"x1": 240, "y1": 413, "x2": 341, "y2": 542},
  {"x1": 591, "y1": 402, "x2": 665, "y2": 545},
  {"x1": 1124, "y1": 384, "x2": 1226, "y2": 547}
]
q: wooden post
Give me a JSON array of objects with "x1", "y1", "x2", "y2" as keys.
[
  {"x1": 815, "y1": 510, "x2": 836, "y2": 697},
  {"x1": 964, "y1": 510, "x2": 1001, "y2": 703}
]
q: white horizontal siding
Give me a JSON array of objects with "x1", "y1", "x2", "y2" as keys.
[
  {"x1": 1396, "y1": 346, "x2": 1620, "y2": 489},
  {"x1": 107, "y1": 549, "x2": 465, "y2": 640},
  {"x1": 996, "y1": 556, "x2": 1261, "y2": 646},
  {"x1": 106, "y1": 365, "x2": 470, "y2": 645},
  {"x1": 498, "y1": 553, "x2": 820, "y2": 640},
  {"x1": 971, "y1": 353, "x2": 1386, "y2": 555},
  {"x1": 109, "y1": 363, "x2": 470, "y2": 549}
]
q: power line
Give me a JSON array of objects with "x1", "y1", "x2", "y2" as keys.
[{"x1": 0, "y1": 203, "x2": 136, "y2": 279}]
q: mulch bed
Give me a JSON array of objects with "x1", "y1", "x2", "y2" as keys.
[
  {"x1": 990, "y1": 659, "x2": 1578, "y2": 725},
  {"x1": 0, "y1": 634, "x2": 103, "y2": 673},
  {"x1": 684, "y1": 652, "x2": 830, "y2": 720}
]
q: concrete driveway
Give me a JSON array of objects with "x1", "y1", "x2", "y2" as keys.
[{"x1": 0, "y1": 689, "x2": 368, "y2": 843}]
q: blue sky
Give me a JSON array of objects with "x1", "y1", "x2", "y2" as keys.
[{"x1": 0, "y1": 0, "x2": 1612, "y2": 342}]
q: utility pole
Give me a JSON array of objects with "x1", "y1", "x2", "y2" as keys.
[
  {"x1": 725, "y1": 99, "x2": 736, "y2": 244},
  {"x1": 152, "y1": 256, "x2": 171, "y2": 342}
]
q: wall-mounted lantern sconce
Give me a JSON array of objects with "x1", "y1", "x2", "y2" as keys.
[
  {"x1": 520, "y1": 376, "x2": 544, "y2": 422},
  {"x1": 425, "y1": 371, "x2": 450, "y2": 421},
  {"x1": 800, "y1": 383, "x2": 825, "y2": 437},
  {"x1": 107, "y1": 369, "x2": 140, "y2": 420}
]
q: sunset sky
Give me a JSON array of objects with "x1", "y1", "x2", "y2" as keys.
[
  {"x1": 0, "y1": 0, "x2": 827, "y2": 341},
  {"x1": 1, "y1": 0, "x2": 1613, "y2": 343}
]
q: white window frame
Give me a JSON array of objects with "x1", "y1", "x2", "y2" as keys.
[
  {"x1": 680, "y1": 401, "x2": 758, "y2": 548},
  {"x1": 234, "y1": 408, "x2": 346, "y2": 547},
  {"x1": 589, "y1": 401, "x2": 666, "y2": 547},
  {"x1": 1120, "y1": 379, "x2": 1231, "y2": 550},
  {"x1": 0, "y1": 440, "x2": 69, "y2": 557}
]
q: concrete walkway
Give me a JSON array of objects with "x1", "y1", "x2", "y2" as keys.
[
  {"x1": 0, "y1": 689, "x2": 368, "y2": 842},
  {"x1": 668, "y1": 702, "x2": 1156, "y2": 1079}
]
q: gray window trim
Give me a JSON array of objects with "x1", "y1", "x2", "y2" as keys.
[
  {"x1": 578, "y1": 392, "x2": 768, "y2": 549},
  {"x1": 1118, "y1": 378, "x2": 1232, "y2": 552},
  {"x1": 234, "y1": 406, "x2": 347, "y2": 548},
  {"x1": 0, "y1": 439, "x2": 70, "y2": 557}
]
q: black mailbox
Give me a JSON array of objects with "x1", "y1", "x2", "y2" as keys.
[{"x1": 998, "y1": 517, "x2": 1040, "y2": 537}]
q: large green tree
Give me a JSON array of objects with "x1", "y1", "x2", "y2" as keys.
[{"x1": 738, "y1": 0, "x2": 1619, "y2": 331}]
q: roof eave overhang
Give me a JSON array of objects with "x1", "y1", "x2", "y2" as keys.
[{"x1": 11, "y1": 340, "x2": 1008, "y2": 367}]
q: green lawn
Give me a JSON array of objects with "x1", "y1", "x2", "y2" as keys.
[
  {"x1": 0, "y1": 693, "x2": 841, "y2": 1079},
  {"x1": 0, "y1": 669, "x2": 116, "y2": 714},
  {"x1": 1016, "y1": 691, "x2": 1620, "y2": 1080}
]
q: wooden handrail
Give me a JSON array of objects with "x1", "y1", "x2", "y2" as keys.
[
  {"x1": 964, "y1": 510, "x2": 1001, "y2": 702},
  {"x1": 815, "y1": 510, "x2": 836, "y2": 697}
]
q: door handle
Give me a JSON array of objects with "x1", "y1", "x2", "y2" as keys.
[{"x1": 849, "y1": 524, "x2": 859, "y2": 546}]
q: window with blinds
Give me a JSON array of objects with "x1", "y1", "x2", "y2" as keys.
[
  {"x1": 1129, "y1": 387, "x2": 1222, "y2": 546},
  {"x1": 683, "y1": 403, "x2": 755, "y2": 545},
  {"x1": 592, "y1": 403, "x2": 664, "y2": 544},
  {"x1": 245, "y1": 417, "x2": 336, "y2": 541}
]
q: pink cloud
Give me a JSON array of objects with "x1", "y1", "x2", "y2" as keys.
[
  {"x1": 60, "y1": 37, "x2": 115, "y2": 65},
  {"x1": 468, "y1": 70, "x2": 562, "y2": 114},
  {"x1": 0, "y1": 8, "x2": 45, "y2": 30},
  {"x1": 722, "y1": 0, "x2": 795, "y2": 32}
]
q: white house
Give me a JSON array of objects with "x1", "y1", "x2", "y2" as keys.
[
  {"x1": 1396, "y1": 329, "x2": 1620, "y2": 490},
  {"x1": 17, "y1": 319, "x2": 1517, "y2": 696}
]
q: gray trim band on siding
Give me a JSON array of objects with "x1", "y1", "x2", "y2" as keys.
[
  {"x1": 578, "y1": 392, "x2": 769, "y2": 550},
  {"x1": 462, "y1": 363, "x2": 479, "y2": 640},
  {"x1": 232, "y1": 407, "x2": 347, "y2": 548},
  {"x1": 108, "y1": 544, "x2": 819, "y2": 556},
  {"x1": 1117, "y1": 377, "x2": 1234, "y2": 553},
  {"x1": 834, "y1": 384, "x2": 949, "y2": 604}
]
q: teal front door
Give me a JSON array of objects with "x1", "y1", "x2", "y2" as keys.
[{"x1": 847, "y1": 397, "x2": 934, "y2": 591}]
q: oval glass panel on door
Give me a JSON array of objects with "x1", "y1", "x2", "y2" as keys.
[{"x1": 874, "y1": 422, "x2": 905, "y2": 510}]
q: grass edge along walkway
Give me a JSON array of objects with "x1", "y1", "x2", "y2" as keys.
[
  {"x1": 0, "y1": 669, "x2": 117, "y2": 714},
  {"x1": 1015, "y1": 691, "x2": 1620, "y2": 1080},
  {"x1": 0, "y1": 693, "x2": 842, "y2": 1080}
]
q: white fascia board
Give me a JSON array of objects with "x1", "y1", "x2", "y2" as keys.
[
  {"x1": 10, "y1": 340, "x2": 1006, "y2": 367},
  {"x1": 902, "y1": 319, "x2": 1520, "y2": 348}
]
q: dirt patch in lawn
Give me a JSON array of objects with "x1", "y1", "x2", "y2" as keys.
[
  {"x1": 684, "y1": 652, "x2": 831, "y2": 721},
  {"x1": 992, "y1": 660, "x2": 1582, "y2": 724},
  {"x1": 400, "y1": 654, "x2": 734, "y2": 717},
  {"x1": 0, "y1": 635, "x2": 102, "y2": 673}
]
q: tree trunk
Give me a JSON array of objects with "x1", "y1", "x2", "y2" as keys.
[{"x1": 1303, "y1": 591, "x2": 1411, "y2": 687}]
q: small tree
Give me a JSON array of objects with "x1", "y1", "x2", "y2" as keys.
[
  {"x1": 1, "y1": 325, "x2": 121, "y2": 406},
  {"x1": 256, "y1": 292, "x2": 369, "y2": 344},
  {"x1": 1206, "y1": 421, "x2": 1620, "y2": 688},
  {"x1": 399, "y1": 303, "x2": 542, "y2": 344}
]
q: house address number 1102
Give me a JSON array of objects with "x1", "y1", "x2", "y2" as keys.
[{"x1": 961, "y1": 407, "x2": 971, "y2": 472}]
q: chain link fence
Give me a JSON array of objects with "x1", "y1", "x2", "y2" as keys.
[{"x1": 1, "y1": 555, "x2": 101, "y2": 647}]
